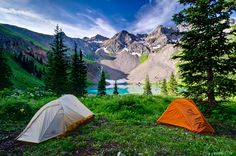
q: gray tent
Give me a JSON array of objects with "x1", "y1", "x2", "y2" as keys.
[{"x1": 16, "y1": 94, "x2": 94, "y2": 143}]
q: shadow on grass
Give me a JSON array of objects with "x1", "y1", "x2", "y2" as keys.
[{"x1": 211, "y1": 121, "x2": 236, "y2": 138}]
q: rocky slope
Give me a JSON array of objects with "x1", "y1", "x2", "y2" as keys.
[
  {"x1": 100, "y1": 51, "x2": 140, "y2": 74},
  {"x1": 127, "y1": 44, "x2": 179, "y2": 84}
]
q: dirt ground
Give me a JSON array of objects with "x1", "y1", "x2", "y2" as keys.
[{"x1": 0, "y1": 131, "x2": 30, "y2": 155}]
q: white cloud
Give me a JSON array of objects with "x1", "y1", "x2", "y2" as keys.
[
  {"x1": 0, "y1": 7, "x2": 117, "y2": 38},
  {"x1": 131, "y1": 0, "x2": 179, "y2": 34}
]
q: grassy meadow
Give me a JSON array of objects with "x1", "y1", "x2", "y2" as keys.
[{"x1": 0, "y1": 92, "x2": 235, "y2": 155}]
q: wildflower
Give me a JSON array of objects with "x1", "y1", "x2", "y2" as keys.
[{"x1": 20, "y1": 108, "x2": 24, "y2": 112}]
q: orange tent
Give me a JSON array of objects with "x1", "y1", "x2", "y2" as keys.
[{"x1": 157, "y1": 98, "x2": 214, "y2": 134}]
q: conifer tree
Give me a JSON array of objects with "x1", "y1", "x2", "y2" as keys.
[
  {"x1": 45, "y1": 25, "x2": 68, "y2": 95},
  {"x1": 45, "y1": 48, "x2": 54, "y2": 90},
  {"x1": 161, "y1": 79, "x2": 168, "y2": 96},
  {"x1": 173, "y1": 0, "x2": 236, "y2": 108},
  {"x1": 113, "y1": 80, "x2": 119, "y2": 95},
  {"x1": 143, "y1": 75, "x2": 152, "y2": 95},
  {"x1": 97, "y1": 70, "x2": 106, "y2": 95},
  {"x1": 78, "y1": 49, "x2": 87, "y2": 95},
  {"x1": 168, "y1": 72, "x2": 177, "y2": 95},
  {"x1": 69, "y1": 42, "x2": 87, "y2": 96},
  {"x1": 0, "y1": 47, "x2": 12, "y2": 90}
]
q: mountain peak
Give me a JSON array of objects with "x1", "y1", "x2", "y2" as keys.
[
  {"x1": 152, "y1": 25, "x2": 170, "y2": 34},
  {"x1": 83, "y1": 34, "x2": 108, "y2": 44},
  {"x1": 120, "y1": 30, "x2": 129, "y2": 34},
  {"x1": 113, "y1": 30, "x2": 137, "y2": 41},
  {"x1": 145, "y1": 25, "x2": 179, "y2": 50},
  {"x1": 90, "y1": 34, "x2": 108, "y2": 41}
]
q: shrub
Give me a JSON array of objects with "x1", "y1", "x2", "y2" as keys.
[
  {"x1": 196, "y1": 101, "x2": 236, "y2": 121},
  {"x1": 104, "y1": 96, "x2": 151, "y2": 117},
  {"x1": 0, "y1": 88, "x2": 12, "y2": 98},
  {"x1": 0, "y1": 101, "x2": 33, "y2": 120},
  {"x1": 210, "y1": 104, "x2": 236, "y2": 121}
]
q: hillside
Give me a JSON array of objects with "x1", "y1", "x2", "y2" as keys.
[
  {"x1": 5, "y1": 52, "x2": 44, "y2": 88},
  {"x1": 0, "y1": 24, "x2": 101, "y2": 55}
]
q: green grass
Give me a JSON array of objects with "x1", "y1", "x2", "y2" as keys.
[
  {"x1": 139, "y1": 54, "x2": 149, "y2": 63},
  {"x1": 0, "y1": 95, "x2": 235, "y2": 155},
  {"x1": 5, "y1": 53, "x2": 44, "y2": 89}
]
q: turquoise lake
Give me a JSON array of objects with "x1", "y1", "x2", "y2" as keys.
[{"x1": 87, "y1": 85, "x2": 160, "y2": 95}]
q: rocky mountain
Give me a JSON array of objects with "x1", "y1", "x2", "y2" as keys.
[
  {"x1": 96, "y1": 25, "x2": 179, "y2": 57},
  {"x1": 96, "y1": 30, "x2": 150, "y2": 56},
  {"x1": 102, "y1": 30, "x2": 138, "y2": 52},
  {"x1": 0, "y1": 23, "x2": 180, "y2": 84},
  {"x1": 82, "y1": 34, "x2": 109, "y2": 56},
  {"x1": 98, "y1": 25, "x2": 180, "y2": 83},
  {"x1": 84, "y1": 34, "x2": 108, "y2": 43},
  {"x1": 145, "y1": 25, "x2": 179, "y2": 52}
]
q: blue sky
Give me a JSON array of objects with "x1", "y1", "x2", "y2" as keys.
[{"x1": 0, "y1": 0, "x2": 235, "y2": 38}]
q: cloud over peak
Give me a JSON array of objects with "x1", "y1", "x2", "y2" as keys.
[
  {"x1": 0, "y1": 5, "x2": 117, "y2": 38},
  {"x1": 0, "y1": 0, "x2": 183, "y2": 38},
  {"x1": 131, "y1": 0, "x2": 179, "y2": 34}
]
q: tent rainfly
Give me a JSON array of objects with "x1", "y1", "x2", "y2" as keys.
[
  {"x1": 16, "y1": 94, "x2": 94, "y2": 143},
  {"x1": 157, "y1": 98, "x2": 214, "y2": 134}
]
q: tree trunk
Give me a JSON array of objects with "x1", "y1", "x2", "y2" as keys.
[{"x1": 207, "y1": 68, "x2": 215, "y2": 110}]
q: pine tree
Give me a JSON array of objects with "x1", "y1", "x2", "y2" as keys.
[
  {"x1": 45, "y1": 25, "x2": 68, "y2": 95},
  {"x1": 0, "y1": 47, "x2": 12, "y2": 90},
  {"x1": 161, "y1": 79, "x2": 168, "y2": 96},
  {"x1": 143, "y1": 75, "x2": 152, "y2": 95},
  {"x1": 173, "y1": 0, "x2": 236, "y2": 108},
  {"x1": 168, "y1": 72, "x2": 177, "y2": 95},
  {"x1": 69, "y1": 42, "x2": 87, "y2": 96},
  {"x1": 78, "y1": 49, "x2": 87, "y2": 95},
  {"x1": 97, "y1": 70, "x2": 106, "y2": 95},
  {"x1": 45, "y1": 47, "x2": 54, "y2": 90},
  {"x1": 113, "y1": 80, "x2": 119, "y2": 95}
]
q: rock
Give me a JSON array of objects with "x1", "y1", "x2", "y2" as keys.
[
  {"x1": 127, "y1": 44, "x2": 179, "y2": 84},
  {"x1": 101, "y1": 51, "x2": 140, "y2": 74}
]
